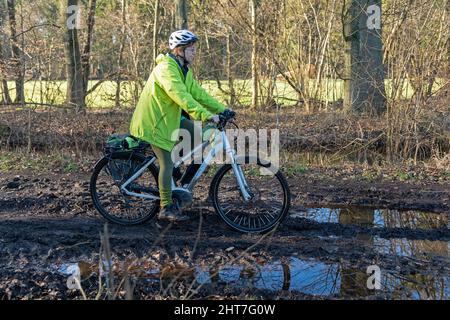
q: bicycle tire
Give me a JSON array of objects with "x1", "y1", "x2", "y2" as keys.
[{"x1": 209, "y1": 156, "x2": 291, "y2": 234}]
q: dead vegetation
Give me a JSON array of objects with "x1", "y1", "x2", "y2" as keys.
[{"x1": 0, "y1": 103, "x2": 448, "y2": 166}]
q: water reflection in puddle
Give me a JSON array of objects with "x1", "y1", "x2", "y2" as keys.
[
  {"x1": 211, "y1": 205, "x2": 448, "y2": 298},
  {"x1": 290, "y1": 207, "x2": 449, "y2": 230},
  {"x1": 290, "y1": 206, "x2": 449, "y2": 259},
  {"x1": 374, "y1": 237, "x2": 449, "y2": 258},
  {"x1": 194, "y1": 257, "x2": 449, "y2": 299},
  {"x1": 197, "y1": 258, "x2": 340, "y2": 296},
  {"x1": 54, "y1": 206, "x2": 448, "y2": 299},
  {"x1": 55, "y1": 254, "x2": 449, "y2": 299}
]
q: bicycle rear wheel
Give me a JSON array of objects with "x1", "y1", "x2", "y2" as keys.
[
  {"x1": 209, "y1": 156, "x2": 291, "y2": 233},
  {"x1": 90, "y1": 151, "x2": 160, "y2": 225}
]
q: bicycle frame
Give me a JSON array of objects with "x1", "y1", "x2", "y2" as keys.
[{"x1": 119, "y1": 129, "x2": 252, "y2": 201}]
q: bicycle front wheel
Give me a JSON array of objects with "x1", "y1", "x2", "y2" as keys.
[{"x1": 209, "y1": 156, "x2": 291, "y2": 233}]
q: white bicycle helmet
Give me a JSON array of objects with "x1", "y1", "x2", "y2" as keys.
[{"x1": 169, "y1": 30, "x2": 199, "y2": 50}]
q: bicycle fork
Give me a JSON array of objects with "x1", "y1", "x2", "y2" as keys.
[{"x1": 222, "y1": 132, "x2": 252, "y2": 202}]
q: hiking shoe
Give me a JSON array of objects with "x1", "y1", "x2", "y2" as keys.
[{"x1": 157, "y1": 203, "x2": 190, "y2": 222}]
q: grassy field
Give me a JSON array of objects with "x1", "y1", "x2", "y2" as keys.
[{"x1": 0, "y1": 78, "x2": 445, "y2": 109}]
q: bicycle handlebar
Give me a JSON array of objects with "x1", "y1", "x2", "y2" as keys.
[{"x1": 206, "y1": 109, "x2": 236, "y2": 131}]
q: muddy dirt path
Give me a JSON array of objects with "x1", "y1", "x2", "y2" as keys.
[{"x1": 0, "y1": 171, "x2": 449, "y2": 300}]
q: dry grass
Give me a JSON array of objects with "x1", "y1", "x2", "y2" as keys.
[{"x1": 0, "y1": 101, "x2": 448, "y2": 165}]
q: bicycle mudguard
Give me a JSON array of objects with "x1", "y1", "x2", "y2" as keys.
[
  {"x1": 232, "y1": 155, "x2": 279, "y2": 174},
  {"x1": 92, "y1": 151, "x2": 149, "y2": 175}
]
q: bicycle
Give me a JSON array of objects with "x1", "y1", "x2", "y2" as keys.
[{"x1": 90, "y1": 110, "x2": 291, "y2": 233}]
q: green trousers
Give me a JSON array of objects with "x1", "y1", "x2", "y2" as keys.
[{"x1": 152, "y1": 118, "x2": 202, "y2": 207}]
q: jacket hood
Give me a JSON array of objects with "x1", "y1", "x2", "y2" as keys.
[{"x1": 156, "y1": 53, "x2": 173, "y2": 65}]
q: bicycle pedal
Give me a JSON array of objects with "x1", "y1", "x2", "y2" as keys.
[{"x1": 172, "y1": 188, "x2": 193, "y2": 208}]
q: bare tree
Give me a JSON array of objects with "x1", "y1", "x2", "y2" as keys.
[
  {"x1": 64, "y1": 0, "x2": 84, "y2": 109},
  {"x1": 63, "y1": 0, "x2": 97, "y2": 110},
  {"x1": 0, "y1": 0, "x2": 12, "y2": 104},
  {"x1": 176, "y1": 0, "x2": 188, "y2": 29},
  {"x1": 250, "y1": 0, "x2": 258, "y2": 109},
  {"x1": 82, "y1": 0, "x2": 97, "y2": 96},
  {"x1": 115, "y1": 0, "x2": 126, "y2": 108},
  {"x1": 342, "y1": 0, "x2": 386, "y2": 115},
  {"x1": 226, "y1": 28, "x2": 236, "y2": 106},
  {"x1": 152, "y1": 0, "x2": 160, "y2": 68},
  {"x1": 6, "y1": 0, "x2": 24, "y2": 104}
]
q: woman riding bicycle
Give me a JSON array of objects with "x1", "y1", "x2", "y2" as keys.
[{"x1": 130, "y1": 30, "x2": 230, "y2": 222}]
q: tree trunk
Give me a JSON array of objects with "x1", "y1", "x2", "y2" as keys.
[
  {"x1": 115, "y1": 0, "x2": 126, "y2": 108},
  {"x1": 343, "y1": 0, "x2": 386, "y2": 115},
  {"x1": 339, "y1": 207, "x2": 374, "y2": 296},
  {"x1": 152, "y1": 0, "x2": 160, "y2": 68},
  {"x1": 250, "y1": 0, "x2": 258, "y2": 110},
  {"x1": 64, "y1": 0, "x2": 85, "y2": 109},
  {"x1": 6, "y1": 0, "x2": 24, "y2": 104},
  {"x1": 0, "y1": 79, "x2": 10, "y2": 105},
  {"x1": 226, "y1": 30, "x2": 236, "y2": 106},
  {"x1": 0, "y1": 0, "x2": 12, "y2": 104},
  {"x1": 175, "y1": 0, "x2": 188, "y2": 29},
  {"x1": 82, "y1": 0, "x2": 97, "y2": 98}
]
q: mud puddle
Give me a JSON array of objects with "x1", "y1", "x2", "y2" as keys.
[
  {"x1": 290, "y1": 206, "x2": 449, "y2": 259},
  {"x1": 290, "y1": 207, "x2": 449, "y2": 230},
  {"x1": 194, "y1": 257, "x2": 449, "y2": 299},
  {"x1": 50, "y1": 203, "x2": 448, "y2": 300},
  {"x1": 54, "y1": 253, "x2": 448, "y2": 300}
]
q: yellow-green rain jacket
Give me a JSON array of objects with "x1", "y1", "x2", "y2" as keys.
[{"x1": 130, "y1": 53, "x2": 226, "y2": 152}]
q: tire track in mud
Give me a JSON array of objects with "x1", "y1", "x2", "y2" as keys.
[
  {"x1": 0, "y1": 212, "x2": 448, "y2": 286},
  {"x1": 0, "y1": 172, "x2": 449, "y2": 257}
]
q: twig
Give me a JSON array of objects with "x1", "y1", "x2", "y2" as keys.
[{"x1": 10, "y1": 23, "x2": 61, "y2": 39}]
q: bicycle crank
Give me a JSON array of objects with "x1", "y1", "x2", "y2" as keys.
[{"x1": 172, "y1": 187, "x2": 193, "y2": 208}]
